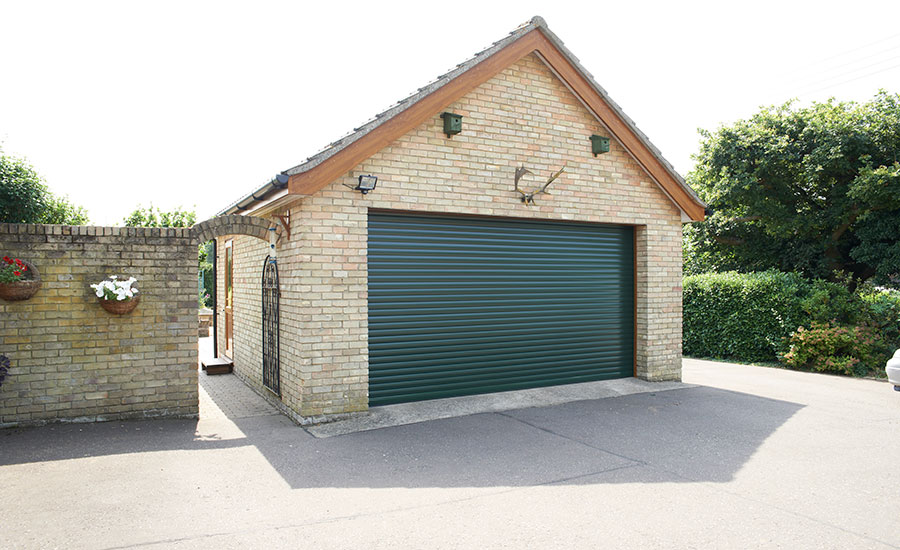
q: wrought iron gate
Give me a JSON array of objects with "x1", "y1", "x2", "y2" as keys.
[{"x1": 261, "y1": 255, "x2": 280, "y2": 396}]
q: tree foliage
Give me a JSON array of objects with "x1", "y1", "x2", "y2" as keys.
[
  {"x1": 122, "y1": 204, "x2": 197, "y2": 228},
  {"x1": 685, "y1": 91, "x2": 900, "y2": 285},
  {"x1": 198, "y1": 240, "x2": 214, "y2": 308},
  {"x1": 0, "y1": 151, "x2": 89, "y2": 224}
]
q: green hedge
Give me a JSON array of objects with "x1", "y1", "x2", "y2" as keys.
[
  {"x1": 683, "y1": 271, "x2": 808, "y2": 362},
  {"x1": 684, "y1": 270, "x2": 900, "y2": 373}
]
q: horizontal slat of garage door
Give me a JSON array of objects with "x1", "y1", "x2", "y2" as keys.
[{"x1": 368, "y1": 212, "x2": 634, "y2": 406}]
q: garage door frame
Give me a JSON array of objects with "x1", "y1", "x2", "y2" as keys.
[{"x1": 367, "y1": 209, "x2": 638, "y2": 405}]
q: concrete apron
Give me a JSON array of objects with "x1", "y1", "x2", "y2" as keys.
[
  {"x1": 307, "y1": 378, "x2": 692, "y2": 438},
  {"x1": 200, "y1": 335, "x2": 691, "y2": 438}
]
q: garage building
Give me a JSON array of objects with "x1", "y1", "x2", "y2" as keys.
[{"x1": 214, "y1": 16, "x2": 706, "y2": 422}]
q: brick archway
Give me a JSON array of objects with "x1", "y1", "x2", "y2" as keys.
[{"x1": 191, "y1": 215, "x2": 280, "y2": 244}]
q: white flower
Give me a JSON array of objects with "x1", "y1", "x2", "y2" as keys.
[{"x1": 90, "y1": 276, "x2": 139, "y2": 301}]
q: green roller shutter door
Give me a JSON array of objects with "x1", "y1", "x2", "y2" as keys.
[{"x1": 368, "y1": 212, "x2": 634, "y2": 406}]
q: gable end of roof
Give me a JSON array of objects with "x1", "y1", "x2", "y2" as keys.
[{"x1": 220, "y1": 16, "x2": 706, "y2": 221}]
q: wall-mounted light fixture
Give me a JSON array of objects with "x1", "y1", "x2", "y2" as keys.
[
  {"x1": 344, "y1": 174, "x2": 378, "y2": 194},
  {"x1": 440, "y1": 112, "x2": 463, "y2": 137},
  {"x1": 590, "y1": 134, "x2": 610, "y2": 156}
]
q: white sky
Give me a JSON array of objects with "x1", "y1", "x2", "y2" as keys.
[{"x1": 2, "y1": 0, "x2": 899, "y2": 225}]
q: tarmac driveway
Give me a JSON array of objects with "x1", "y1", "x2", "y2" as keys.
[{"x1": 2, "y1": 358, "x2": 898, "y2": 549}]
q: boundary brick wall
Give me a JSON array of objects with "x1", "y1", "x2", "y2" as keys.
[
  {"x1": 222, "y1": 53, "x2": 684, "y2": 421},
  {"x1": 0, "y1": 224, "x2": 198, "y2": 427}
]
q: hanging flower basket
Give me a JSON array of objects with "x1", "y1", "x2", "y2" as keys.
[
  {"x1": 91, "y1": 276, "x2": 140, "y2": 315},
  {"x1": 0, "y1": 258, "x2": 41, "y2": 301},
  {"x1": 98, "y1": 295, "x2": 140, "y2": 315}
]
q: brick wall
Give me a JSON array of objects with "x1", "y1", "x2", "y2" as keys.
[
  {"x1": 215, "y1": 233, "x2": 316, "y2": 423},
  {"x1": 0, "y1": 224, "x2": 198, "y2": 427},
  {"x1": 223, "y1": 53, "x2": 685, "y2": 420}
]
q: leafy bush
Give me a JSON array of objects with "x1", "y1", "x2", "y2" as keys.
[
  {"x1": 683, "y1": 270, "x2": 809, "y2": 361},
  {"x1": 199, "y1": 289, "x2": 211, "y2": 309},
  {"x1": 858, "y1": 286, "x2": 900, "y2": 345},
  {"x1": 199, "y1": 241, "x2": 214, "y2": 308},
  {"x1": 782, "y1": 323, "x2": 889, "y2": 376},
  {"x1": 799, "y1": 276, "x2": 864, "y2": 326},
  {"x1": 684, "y1": 270, "x2": 900, "y2": 375}
]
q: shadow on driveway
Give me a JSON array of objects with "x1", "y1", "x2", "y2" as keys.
[{"x1": 0, "y1": 381, "x2": 804, "y2": 489}]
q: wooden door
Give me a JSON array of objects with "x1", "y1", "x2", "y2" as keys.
[{"x1": 224, "y1": 239, "x2": 234, "y2": 358}]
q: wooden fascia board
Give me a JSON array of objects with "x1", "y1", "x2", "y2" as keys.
[
  {"x1": 529, "y1": 33, "x2": 705, "y2": 221},
  {"x1": 288, "y1": 27, "x2": 705, "y2": 221},
  {"x1": 288, "y1": 30, "x2": 544, "y2": 196}
]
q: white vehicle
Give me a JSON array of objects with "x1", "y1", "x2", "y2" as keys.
[{"x1": 887, "y1": 349, "x2": 900, "y2": 391}]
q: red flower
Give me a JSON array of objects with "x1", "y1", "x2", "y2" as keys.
[
  {"x1": 22, "y1": 265, "x2": 27, "y2": 271},
  {"x1": 14, "y1": 259, "x2": 23, "y2": 267},
  {"x1": 12, "y1": 271, "x2": 21, "y2": 277},
  {"x1": 2, "y1": 256, "x2": 10, "y2": 264}
]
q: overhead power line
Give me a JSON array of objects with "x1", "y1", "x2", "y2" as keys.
[
  {"x1": 776, "y1": 31, "x2": 900, "y2": 80},
  {"x1": 793, "y1": 54, "x2": 900, "y2": 95},
  {"x1": 770, "y1": 31, "x2": 900, "y2": 100},
  {"x1": 797, "y1": 62, "x2": 900, "y2": 97}
]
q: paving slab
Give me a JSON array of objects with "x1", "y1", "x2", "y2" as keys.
[{"x1": 199, "y1": 367, "x2": 278, "y2": 420}]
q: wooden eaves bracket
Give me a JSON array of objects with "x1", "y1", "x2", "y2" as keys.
[{"x1": 275, "y1": 211, "x2": 291, "y2": 240}]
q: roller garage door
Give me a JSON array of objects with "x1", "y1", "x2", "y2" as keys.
[{"x1": 368, "y1": 212, "x2": 634, "y2": 406}]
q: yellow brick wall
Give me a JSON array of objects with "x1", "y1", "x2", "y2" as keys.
[
  {"x1": 0, "y1": 224, "x2": 198, "y2": 427},
  {"x1": 224, "y1": 53, "x2": 684, "y2": 420},
  {"x1": 215, "y1": 234, "x2": 306, "y2": 416}
]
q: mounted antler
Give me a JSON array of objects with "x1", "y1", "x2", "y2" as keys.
[
  {"x1": 514, "y1": 166, "x2": 532, "y2": 198},
  {"x1": 514, "y1": 164, "x2": 566, "y2": 206}
]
